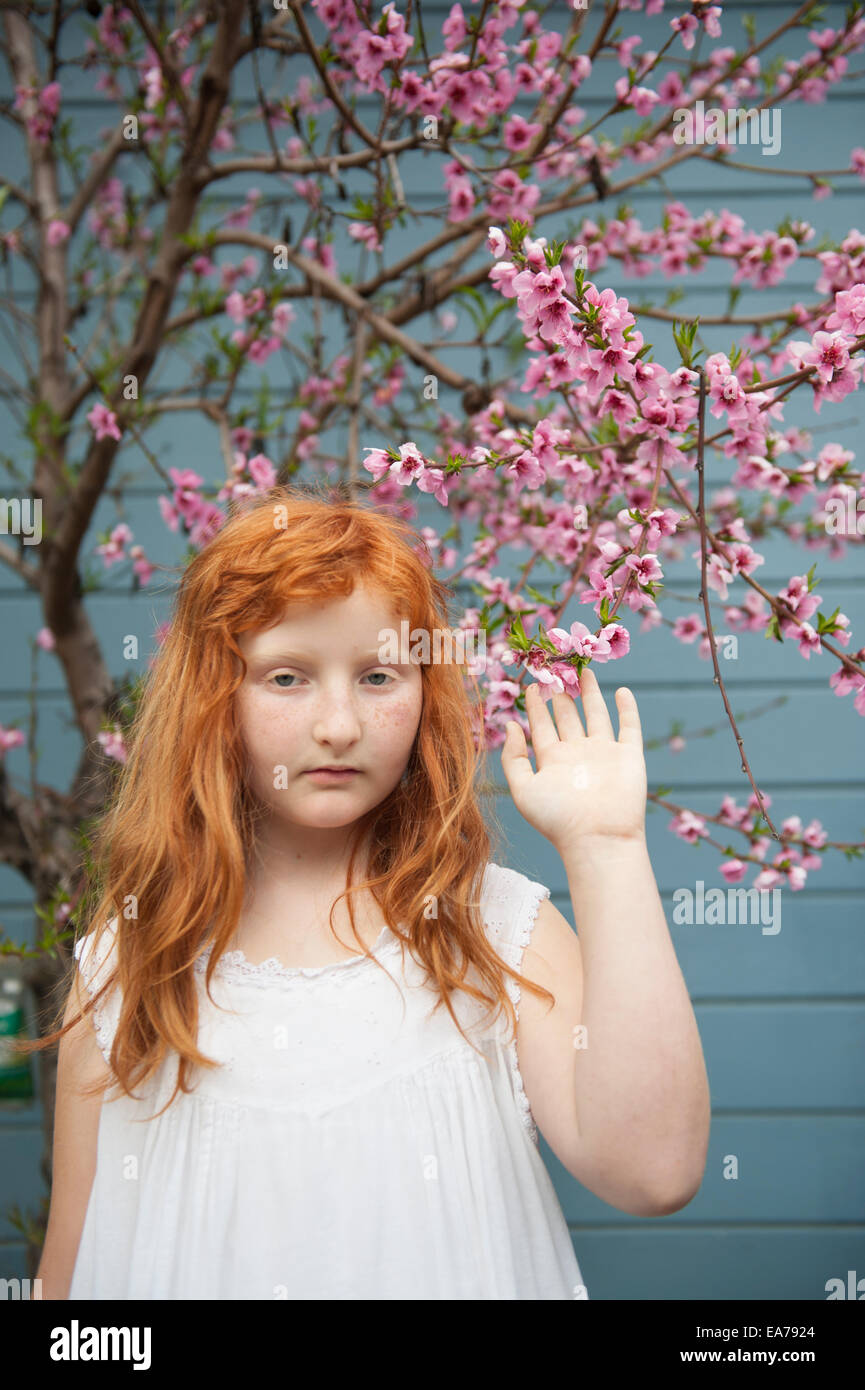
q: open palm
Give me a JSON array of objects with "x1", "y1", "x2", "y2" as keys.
[{"x1": 501, "y1": 667, "x2": 647, "y2": 854}]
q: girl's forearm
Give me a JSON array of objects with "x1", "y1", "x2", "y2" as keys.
[{"x1": 559, "y1": 833, "x2": 711, "y2": 1210}]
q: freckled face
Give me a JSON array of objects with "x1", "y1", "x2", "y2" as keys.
[{"x1": 234, "y1": 584, "x2": 424, "y2": 830}]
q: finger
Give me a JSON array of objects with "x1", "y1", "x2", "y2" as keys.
[
  {"x1": 500, "y1": 719, "x2": 534, "y2": 795},
  {"x1": 614, "y1": 687, "x2": 643, "y2": 746},
  {"x1": 550, "y1": 688, "x2": 585, "y2": 741},
  {"x1": 578, "y1": 665, "x2": 616, "y2": 740},
  {"x1": 524, "y1": 680, "x2": 563, "y2": 758}
]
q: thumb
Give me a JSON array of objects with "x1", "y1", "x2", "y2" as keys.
[{"x1": 501, "y1": 720, "x2": 533, "y2": 795}]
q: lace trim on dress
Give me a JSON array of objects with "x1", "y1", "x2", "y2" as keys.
[
  {"x1": 481, "y1": 863, "x2": 549, "y2": 1149},
  {"x1": 193, "y1": 926, "x2": 404, "y2": 990},
  {"x1": 73, "y1": 921, "x2": 119, "y2": 1066},
  {"x1": 503, "y1": 878, "x2": 549, "y2": 1148}
]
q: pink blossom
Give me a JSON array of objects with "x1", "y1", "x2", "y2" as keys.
[
  {"x1": 580, "y1": 567, "x2": 617, "y2": 611},
  {"x1": 40, "y1": 81, "x2": 62, "y2": 117},
  {"x1": 489, "y1": 260, "x2": 521, "y2": 297},
  {"x1": 98, "y1": 725, "x2": 127, "y2": 765},
  {"x1": 670, "y1": 13, "x2": 699, "y2": 49},
  {"x1": 224, "y1": 290, "x2": 248, "y2": 323},
  {"x1": 802, "y1": 819, "x2": 828, "y2": 849},
  {"x1": 703, "y1": 552, "x2": 735, "y2": 601},
  {"x1": 348, "y1": 221, "x2": 382, "y2": 252},
  {"x1": 232, "y1": 428, "x2": 255, "y2": 454},
  {"x1": 778, "y1": 575, "x2": 820, "y2": 621},
  {"x1": 486, "y1": 169, "x2": 540, "y2": 223},
  {"x1": 271, "y1": 302, "x2": 296, "y2": 336},
  {"x1": 718, "y1": 796, "x2": 750, "y2": 827},
  {"x1": 415, "y1": 465, "x2": 452, "y2": 507},
  {"x1": 673, "y1": 615, "x2": 703, "y2": 644},
  {"x1": 503, "y1": 114, "x2": 543, "y2": 152},
  {"x1": 246, "y1": 336, "x2": 281, "y2": 366},
  {"x1": 96, "y1": 523, "x2": 133, "y2": 567},
  {"x1": 0, "y1": 726, "x2": 25, "y2": 754},
  {"x1": 87, "y1": 403, "x2": 122, "y2": 441},
  {"x1": 547, "y1": 619, "x2": 612, "y2": 662},
  {"x1": 247, "y1": 453, "x2": 277, "y2": 489},
  {"x1": 824, "y1": 282, "x2": 865, "y2": 335},
  {"x1": 362, "y1": 448, "x2": 394, "y2": 482},
  {"x1": 158, "y1": 495, "x2": 180, "y2": 532},
  {"x1": 128, "y1": 545, "x2": 154, "y2": 586},
  {"x1": 530, "y1": 661, "x2": 581, "y2": 698},
  {"x1": 448, "y1": 175, "x2": 475, "y2": 221},
  {"x1": 487, "y1": 226, "x2": 508, "y2": 258},
  {"x1": 593, "y1": 623, "x2": 630, "y2": 661},
  {"x1": 753, "y1": 867, "x2": 784, "y2": 891},
  {"x1": 614, "y1": 77, "x2": 661, "y2": 116},
  {"x1": 669, "y1": 810, "x2": 709, "y2": 844},
  {"x1": 46, "y1": 220, "x2": 70, "y2": 246},
  {"x1": 778, "y1": 619, "x2": 821, "y2": 658},
  {"x1": 36, "y1": 627, "x2": 55, "y2": 651},
  {"x1": 168, "y1": 467, "x2": 204, "y2": 492},
  {"x1": 624, "y1": 552, "x2": 663, "y2": 586},
  {"x1": 787, "y1": 330, "x2": 851, "y2": 385},
  {"x1": 719, "y1": 858, "x2": 748, "y2": 884},
  {"x1": 504, "y1": 449, "x2": 546, "y2": 489}
]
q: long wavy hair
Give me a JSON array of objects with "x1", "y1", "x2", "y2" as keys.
[{"x1": 29, "y1": 483, "x2": 555, "y2": 1116}]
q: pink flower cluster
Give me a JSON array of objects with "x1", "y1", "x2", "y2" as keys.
[
  {"x1": 97, "y1": 725, "x2": 127, "y2": 764},
  {"x1": 157, "y1": 467, "x2": 226, "y2": 551},
  {"x1": 223, "y1": 287, "x2": 296, "y2": 366},
  {"x1": 13, "y1": 79, "x2": 61, "y2": 144},
  {"x1": 94, "y1": 523, "x2": 154, "y2": 585},
  {"x1": 362, "y1": 212, "x2": 865, "y2": 742},
  {"x1": 669, "y1": 796, "x2": 827, "y2": 890}
]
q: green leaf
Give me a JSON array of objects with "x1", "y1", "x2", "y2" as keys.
[
  {"x1": 507, "y1": 613, "x2": 531, "y2": 651},
  {"x1": 816, "y1": 605, "x2": 841, "y2": 634},
  {"x1": 524, "y1": 584, "x2": 551, "y2": 605}
]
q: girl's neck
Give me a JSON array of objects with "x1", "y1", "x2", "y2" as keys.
[{"x1": 243, "y1": 831, "x2": 373, "y2": 903}]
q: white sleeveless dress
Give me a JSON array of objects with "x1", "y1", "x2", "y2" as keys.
[{"x1": 68, "y1": 861, "x2": 589, "y2": 1300}]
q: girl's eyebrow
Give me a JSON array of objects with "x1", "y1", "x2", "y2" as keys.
[{"x1": 250, "y1": 649, "x2": 399, "y2": 664}]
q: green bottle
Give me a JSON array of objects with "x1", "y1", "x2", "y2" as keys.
[{"x1": 0, "y1": 977, "x2": 34, "y2": 1101}]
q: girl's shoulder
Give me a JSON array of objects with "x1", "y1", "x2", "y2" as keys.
[{"x1": 481, "y1": 861, "x2": 551, "y2": 954}]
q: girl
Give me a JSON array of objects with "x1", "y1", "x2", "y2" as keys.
[{"x1": 33, "y1": 485, "x2": 709, "y2": 1300}]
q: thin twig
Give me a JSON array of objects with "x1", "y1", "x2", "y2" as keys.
[{"x1": 692, "y1": 366, "x2": 780, "y2": 838}]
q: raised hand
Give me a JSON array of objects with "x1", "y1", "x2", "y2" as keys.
[{"x1": 500, "y1": 667, "x2": 647, "y2": 856}]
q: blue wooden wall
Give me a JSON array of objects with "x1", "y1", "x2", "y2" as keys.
[{"x1": 1, "y1": 1, "x2": 862, "y2": 1298}]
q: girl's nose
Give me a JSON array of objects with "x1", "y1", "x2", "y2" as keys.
[{"x1": 312, "y1": 691, "x2": 363, "y2": 740}]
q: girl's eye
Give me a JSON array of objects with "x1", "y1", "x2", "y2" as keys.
[{"x1": 268, "y1": 671, "x2": 395, "y2": 689}]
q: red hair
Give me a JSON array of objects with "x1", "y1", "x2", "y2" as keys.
[{"x1": 27, "y1": 484, "x2": 554, "y2": 1114}]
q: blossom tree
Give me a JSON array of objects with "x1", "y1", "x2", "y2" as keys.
[{"x1": 1, "y1": 0, "x2": 865, "y2": 1260}]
